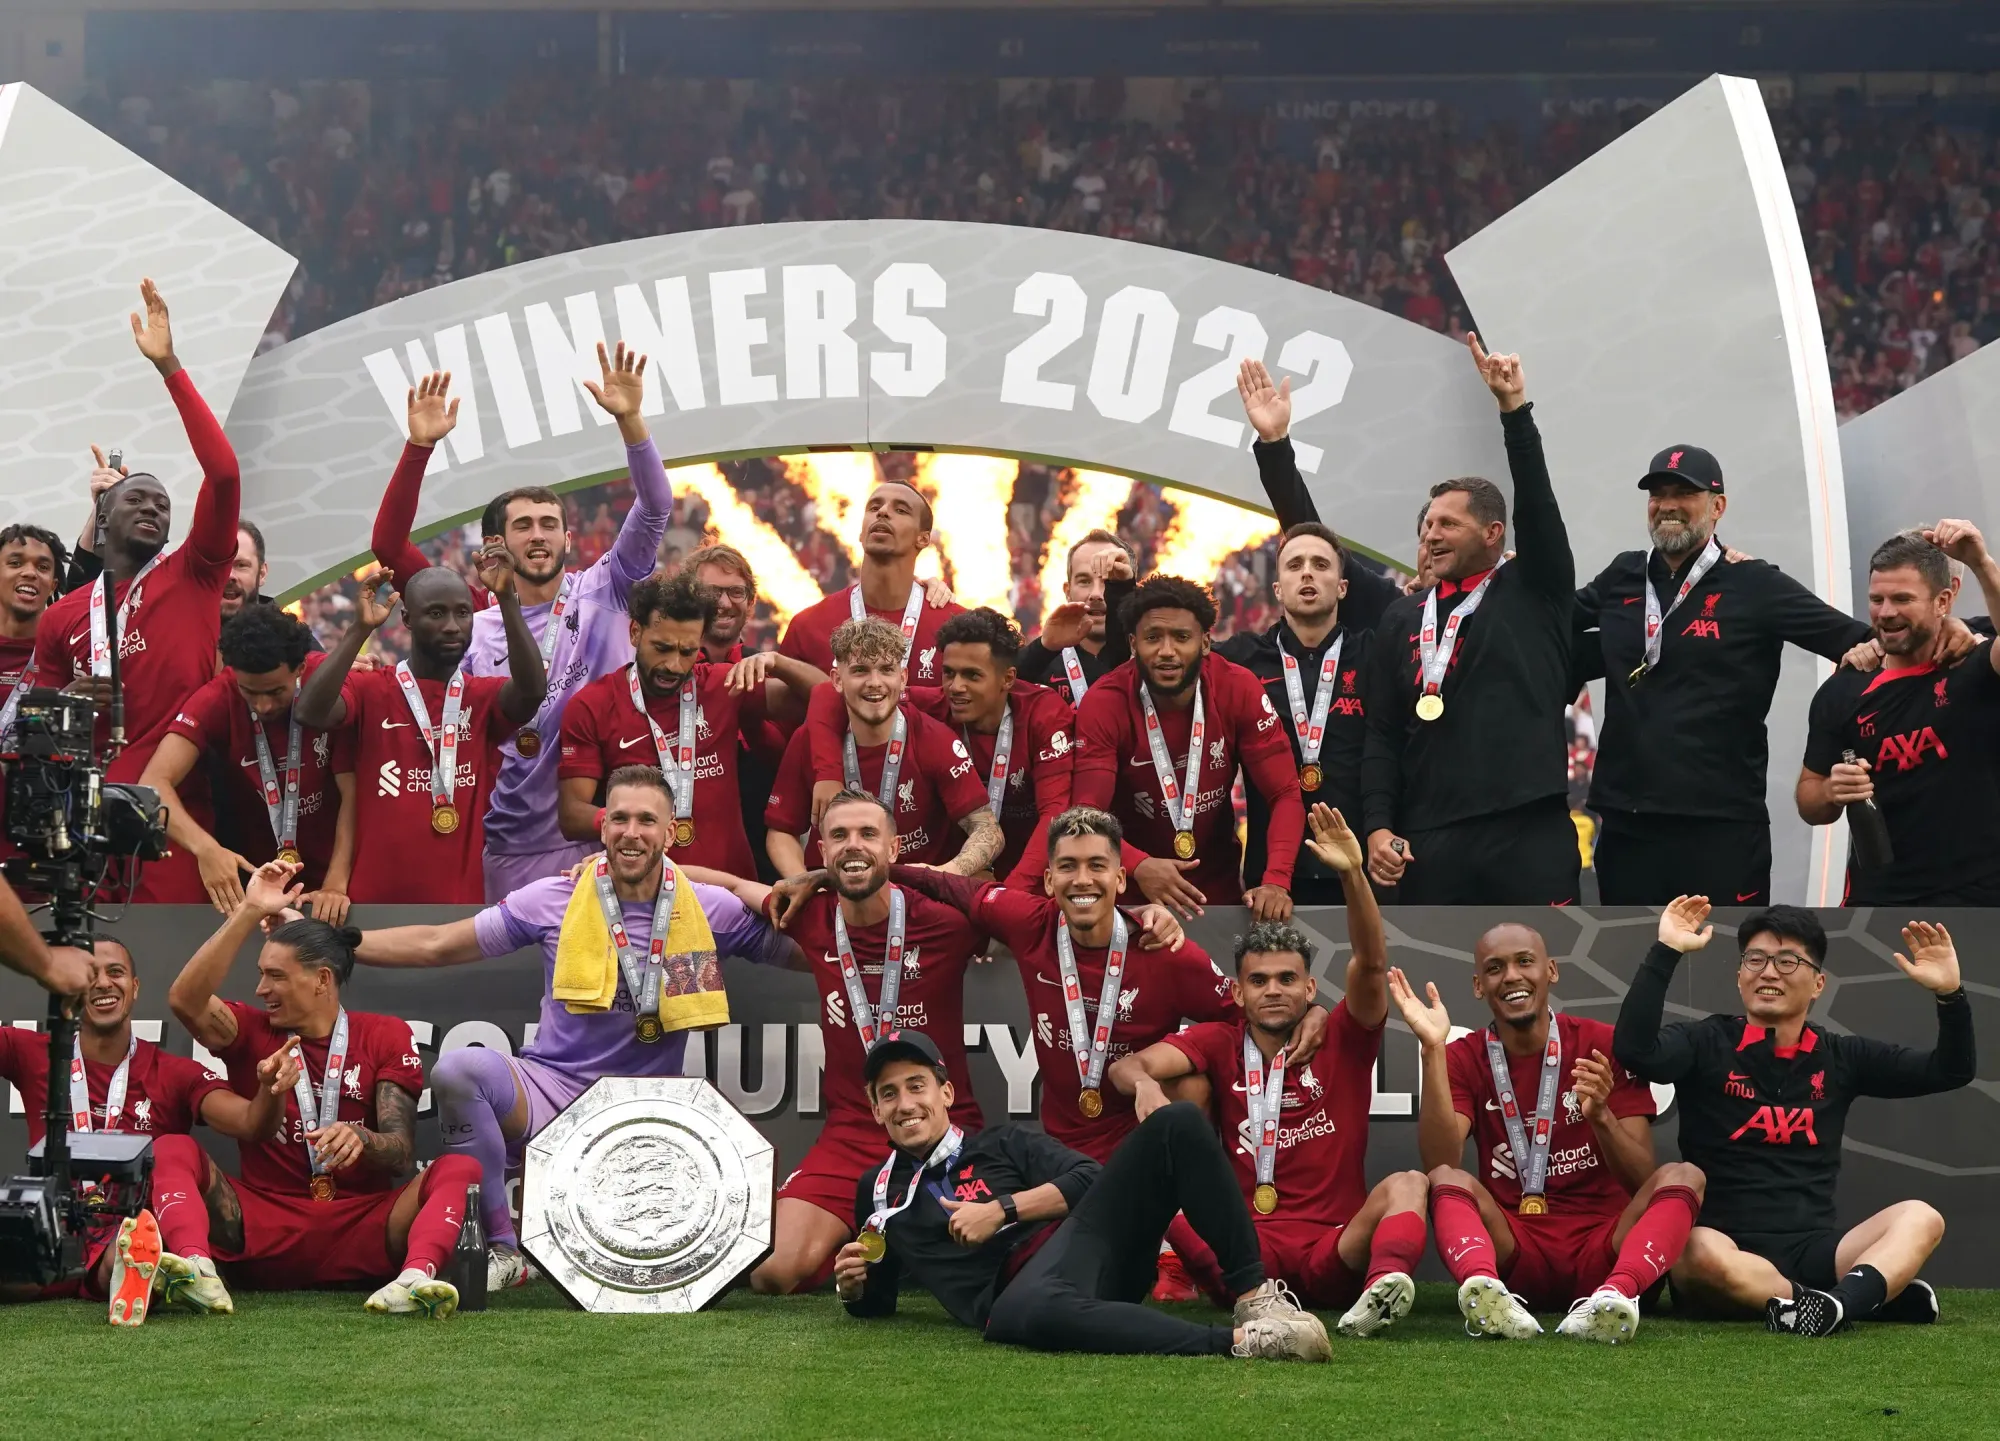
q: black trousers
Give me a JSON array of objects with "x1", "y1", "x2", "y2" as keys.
[
  {"x1": 983, "y1": 1103, "x2": 1262, "y2": 1356},
  {"x1": 1593, "y1": 811, "x2": 1772, "y2": 905},
  {"x1": 1398, "y1": 796, "x2": 1580, "y2": 906}
]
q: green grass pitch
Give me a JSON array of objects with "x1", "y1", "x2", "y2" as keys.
[{"x1": 3, "y1": 1283, "x2": 1994, "y2": 1439}]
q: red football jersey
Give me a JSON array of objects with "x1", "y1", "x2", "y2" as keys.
[
  {"x1": 1168, "y1": 1006, "x2": 1382, "y2": 1227},
  {"x1": 558, "y1": 661, "x2": 765, "y2": 880},
  {"x1": 765, "y1": 702, "x2": 988, "y2": 867},
  {"x1": 214, "y1": 1001, "x2": 422, "y2": 1198},
  {"x1": 1446, "y1": 1012, "x2": 1655, "y2": 1217},
  {"x1": 777, "y1": 583, "x2": 964, "y2": 686},
  {"x1": 164, "y1": 651, "x2": 352, "y2": 890},
  {"x1": 334, "y1": 667, "x2": 518, "y2": 902},
  {"x1": 780, "y1": 888, "x2": 985, "y2": 1133},
  {"x1": 1073, "y1": 653, "x2": 1302, "y2": 902},
  {"x1": 0, "y1": 1028, "x2": 226, "y2": 1148}
]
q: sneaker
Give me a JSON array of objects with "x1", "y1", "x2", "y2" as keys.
[
  {"x1": 1458, "y1": 1273, "x2": 1542, "y2": 1340},
  {"x1": 1336, "y1": 1272, "x2": 1415, "y2": 1339},
  {"x1": 1556, "y1": 1287, "x2": 1640, "y2": 1345},
  {"x1": 1873, "y1": 1279, "x2": 1939, "y2": 1325},
  {"x1": 1232, "y1": 1310, "x2": 1332, "y2": 1362},
  {"x1": 156, "y1": 1253, "x2": 233, "y2": 1316},
  {"x1": 1233, "y1": 1279, "x2": 1305, "y2": 1326},
  {"x1": 1766, "y1": 1286, "x2": 1846, "y2": 1338},
  {"x1": 107, "y1": 1210, "x2": 161, "y2": 1328},
  {"x1": 365, "y1": 1272, "x2": 461, "y2": 1319},
  {"x1": 487, "y1": 1245, "x2": 533, "y2": 1292},
  {"x1": 1151, "y1": 1247, "x2": 1199, "y2": 1304}
]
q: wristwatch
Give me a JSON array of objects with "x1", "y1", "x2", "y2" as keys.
[{"x1": 997, "y1": 1193, "x2": 1019, "y2": 1225}]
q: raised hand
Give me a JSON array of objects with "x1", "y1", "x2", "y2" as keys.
[
  {"x1": 582, "y1": 340, "x2": 648, "y2": 419},
  {"x1": 1466, "y1": 331, "x2": 1525, "y2": 412},
  {"x1": 355, "y1": 567, "x2": 399, "y2": 632},
  {"x1": 1924, "y1": 518, "x2": 1989, "y2": 568},
  {"x1": 407, "y1": 371, "x2": 461, "y2": 448},
  {"x1": 1570, "y1": 1049, "x2": 1618, "y2": 1124},
  {"x1": 1894, "y1": 921, "x2": 1962, "y2": 995},
  {"x1": 129, "y1": 277, "x2": 178, "y2": 375},
  {"x1": 243, "y1": 858, "x2": 306, "y2": 919},
  {"x1": 476, "y1": 538, "x2": 517, "y2": 598},
  {"x1": 1236, "y1": 357, "x2": 1292, "y2": 442},
  {"x1": 1658, "y1": 894, "x2": 1714, "y2": 953},
  {"x1": 1387, "y1": 967, "x2": 1452, "y2": 1048},
  {"x1": 257, "y1": 1038, "x2": 303, "y2": 1097},
  {"x1": 1088, "y1": 546, "x2": 1135, "y2": 585},
  {"x1": 89, "y1": 444, "x2": 129, "y2": 503},
  {"x1": 1303, "y1": 803, "x2": 1363, "y2": 874},
  {"x1": 1038, "y1": 602, "x2": 1091, "y2": 651}
]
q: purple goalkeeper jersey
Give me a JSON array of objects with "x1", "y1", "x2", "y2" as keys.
[
  {"x1": 467, "y1": 435, "x2": 672, "y2": 857},
  {"x1": 474, "y1": 873, "x2": 792, "y2": 1080}
]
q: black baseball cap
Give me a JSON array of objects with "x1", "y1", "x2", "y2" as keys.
[
  {"x1": 1639, "y1": 445, "x2": 1724, "y2": 494},
  {"x1": 863, "y1": 1030, "x2": 947, "y2": 1084}
]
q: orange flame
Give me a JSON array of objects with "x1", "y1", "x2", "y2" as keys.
[
  {"x1": 668, "y1": 463, "x2": 824, "y2": 629},
  {"x1": 911, "y1": 453, "x2": 1019, "y2": 613},
  {"x1": 1037, "y1": 469, "x2": 1136, "y2": 616},
  {"x1": 779, "y1": 452, "x2": 879, "y2": 565},
  {"x1": 1151, "y1": 490, "x2": 1279, "y2": 588}
]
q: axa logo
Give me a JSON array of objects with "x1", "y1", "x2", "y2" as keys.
[
  {"x1": 1681, "y1": 618, "x2": 1721, "y2": 640},
  {"x1": 1729, "y1": 1104, "x2": 1818, "y2": 1146},
  {"x1": 376, "y1": 759, "x2": 403, "y2": 799},
  {"x1": 1875, "y1": 727, "x2": 1947, "y2": 773},
  {"x1": 954, "y1": 1177, "x2": 992, "y2": 1202},
  {"x1": 1332, "y1": 697, "x2": 1364, "y2": 716}
]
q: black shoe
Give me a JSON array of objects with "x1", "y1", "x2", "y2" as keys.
[
  {"x1": 1872, "y1": 1279, "x2": 1939, "y2": 1325},
  {"x1": 1766, "y1": 1286, "x2": 1847, "y2": 1337}
]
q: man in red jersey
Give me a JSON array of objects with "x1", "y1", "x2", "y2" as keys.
[
  {"x1": 779, "y1": 480, "x2": 963, "y2": 684},
  {"x1": 295, "y1": 558, "x2": 546, "y2": 904},
  {"x1": 0, "y1": 937, "x2": 298, "y2": 1324},
  {"x1": 143, "y1": 606, "x2": 355, "y2": 921},
  {"x1": 558, "y1": 572, "x2": 822, "y2": 880},
  {"x1": 1074, "y1": 575, "x2": 1304, "y2": 916},
  {"x1": 156, "y1": 860, "x2": 481, "y2": 1317},
  {"x1": 0, "y1": 524, "x2": 65, "y2": 867},
  {"x1": 765, "y1": 617, "x2": 1000, "y2": 875},
  {"x1": 1391, "y1": 923, "x2": 1705, "y2": 1345},
  {"x1": 1111, "y1": 821, "x2": 1432, "y2": 1339},
  {"x1": 33, "y1": 282, "x2": 242, "y2": 902}
]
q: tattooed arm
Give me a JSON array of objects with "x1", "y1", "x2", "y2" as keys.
[
  {"x1": 360, "y1": 1081, "x2": 417, "y2": 1174},
  {"x1": 943, "y1": 807, "x2": 1005, "y2": 877}
]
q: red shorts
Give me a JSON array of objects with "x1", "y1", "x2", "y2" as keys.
[
  {"x1": 211, "y1": 1178, "x2": 404, "y2": 1290},
  {"x1": 1176, "y1": 1216, "x2": 1361, "y2": 1310},
  {"x1": 774, "y1": 1124, "x2": 882, "y2": 1231},
  {"x1": 1501, "y1": 1213, "x2": 1621, "y2": 1310}
]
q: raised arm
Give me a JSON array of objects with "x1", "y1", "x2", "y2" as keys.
[
  {"x1": 1846, "y1": 922, "x2": 1977, "y2": 1097},
  {"x1": 372, "y1": 371, "x2": 458, "y2": 588},
  {"x1": 1239, "y1": 358, "x2": 1319, "y2": 531},
  {"x1": 130, "y1": 280, "x2": 240, "y2": 574},
  {"x1": 1612, "y1": 896, "x2": 1710, "y2": 1084},
  {"x1": 1927, "y1": 520, "x2": 2000, "y2": 675},
  {"x1": 199, "y1": 1040, "x2": 302, "y2": 1142},
  {"x1": 725, "y1": 651, "x2": 826, "y2": 727},
  {"x1": 1468, "y1": 333, "x2": 1572, "y2": 599},
  {"x1": 584, "y1": 343, "x2": 675, "y2": 589},
  {"x1": 1389, "y1": 967, "x2": 1469, "y2": 1172},
  {"x1": 473, "y1": 542, "x2": 550, "y2": 724},
  {"x1": 1299, "y1": 804, "x2": 1386, "y2": 1027},
  {"x1": 297, "y1": 568, "x2": 396, "y2": 729},
  {"x1": 170, "y1": 860, "x2": 305, "y2": 1051},
  {"x1": 352, "y1": 915, "x2": 487, "y2": 969}
]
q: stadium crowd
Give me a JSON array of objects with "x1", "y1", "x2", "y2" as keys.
[{"x1": 0, "y1": 275, "x2": 1978, "y2": 1349}]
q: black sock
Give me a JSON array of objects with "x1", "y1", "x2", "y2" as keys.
[{"x1": 1831, "y1": 1263, "x2": 1888, "y2": 1318}]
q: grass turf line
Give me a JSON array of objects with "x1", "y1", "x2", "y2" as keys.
[{"x1": 0, "y1": 1283, "x2": 1992, "y2": 1439}]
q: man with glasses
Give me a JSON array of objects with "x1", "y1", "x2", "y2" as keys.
[{"x1": 1614, "y1": 899, "x2": 1974, "y2": 1337}]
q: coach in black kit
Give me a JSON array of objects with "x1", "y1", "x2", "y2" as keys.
[
  {"x1": 1615, "y1": 899, "x2": 1973, "y2": 1338},
  {"x1": 1576, "y1": 445, "x2": 1868, "y2": 905},
  {"x1": 1359, "y1": 335, "x2": 1578, "y2": 905}
]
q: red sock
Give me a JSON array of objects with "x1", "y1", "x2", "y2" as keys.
[
  {"x1": 148, "y1": 1134, "x2": 216, "y2": 1261},
  {"x1": 401, "y1": 1155, "x2": 480, "y2": 1278},
  {"x1": 1603, "y1": 1184, "x2": 1700, "y2": 1299},
  {"x1": 1364, "y1": 1208, "x2": 1428, "y2": 1286},
  {"x1": 1429, "y1": 1183, "x2": 1499, "y2": 1284}
]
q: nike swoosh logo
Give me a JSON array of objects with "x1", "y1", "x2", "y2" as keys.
[
  {"x1": 381, "y1": 720, "x2": 411, "y2": 730},
  {"x1": 1622, "y1": 597, "x2": 1642, "y2": 605},
  {"x1": 1484, "y1": 1099, "x2": 1501, "y2": 1111},
  {"x1": 1727, "y1": 1072, "x2": 1751, "y2": 1082},
  {"x1": 1736, "y1": 890, "x2": 1759, "y2": 902},
  {"x1": 1856, "y1": 712, "x2": 1877, "y2": 726},
  {"x1": 619, "y1": 735, "x2": 647, "y2": 749}
]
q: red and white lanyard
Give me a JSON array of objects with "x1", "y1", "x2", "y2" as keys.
[
  {"x1": 591, "y1": 853, "x2": 678, "y2": 1022},
  {"x1": 88, "y1": 555, "x2": 162, "y2": 677},
  {"x1": 1277, "y1": 631, "x2": 1343, "y2": 766},
  {"x1": 1484, "y1": 1014, "x2": 1563, "y2": 1204},
  {"x1": 627, "y1": 664, "x2": 697, "y2": 825},
  {"x1": 865, "y1": 1123, "x2": 964, "y2": 1234},
  {"x1": 393, "y1": 661, "x2": 469, "y2": 811},
  {"x1": 1418, "y1": 562, "x2": 1503, "y2": 701},
  {"x1": 1055, "y1": 914, "x2": 1128, "y2": 1098},
  {"x1": 978, "y1": 705, "x2": 1016, "y2": 814},
  {"x1": 290, "y1": 1008, "x2": 351, "y2": 1178},
  {"x1": 1137, "y1": 680, "x2": 1204, "y2": 833},
  {"x1": 248, "y1": 689, "x2": 304, "y2": 855},
  {"x1": 850, "y1": 582, "x2": 925, "y2": 666},
  {"x1": 1242, "y1": 1031, "x2": 1289, "y2": 1193},
  {"x1": 70, "y1": 1032, "x2": 136, "y2": 1133},
  {"x1": 0, "y1": 662, "x2": 36, "y2": 740},
  {"x1": 520, "y1": 571, "x2": 577, "y2": 734},
  {"x1": 1640, "y1": 537, "x2": 1722, "y2": 672},
  {"x1": 833, "y1": 885, "x2": 907, "y2": 1047},
  {"x1": 843, "y1": 709, "x2": 908, "y2": 812},
  {"x1": 1059, "y1": 647, "x2": 1089, "y2": 704}
]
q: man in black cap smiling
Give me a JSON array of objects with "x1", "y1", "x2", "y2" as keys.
[
  {"x1": 1572, "y1": 444, "x2": 1871, "y2": 905},
  {"x1": 832, "y1": 1030, "x2": 1330, "y2": 1361}
]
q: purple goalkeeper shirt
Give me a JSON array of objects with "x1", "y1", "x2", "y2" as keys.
[
  {"x1": 467, "y1": 435, "x2": 672, "y2": 857},
  {"x1": 474, "y1": 873, "x2": 792, "y2": 1080}
]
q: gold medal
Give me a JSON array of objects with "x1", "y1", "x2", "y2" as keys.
[
  {"x1": 636, "y1": 1014, "x2": 664, "y2": 1044},
  {"x1": 515, "y1": 727, "x2": 541, "y2": 758},
  {"x1": 309, "y1": 1173, "x2": 336, "y2": 1203},
  {"x1": 1298, "y1": 762, "x2": 1322, "y2": 792},
  {"x1": 1077, "y1": 1088, "x2": 1104, "y2": 1119},
  {"x1": 1626, "y1": 663, "x2": 1649, "y2": 687},
  {"x1": 1518, "y1": 1194, "x2": 1548, "y2": 1216},
  {"x1": 431, "y1": 803, "x2": 461, "y2": 835},
  {"x1": 1172, "y1": 830, "x2": 1196, "y2": 860},
  {"x1": 674, "y1": 817, "x2": 696, "y2": 848},
  {"x1": 1253, "y1": 1183, "x2": 1278, "y2": 1215},
  {"x1": 857, "y1": 1227, "x2": 888, "y2": 1264},
  {"x1": 1415, "y1": 693, "x2": 1445, "y2": 722},
  {"x1": 276, "y1": 847, "x2": 302, "y2": 867}
]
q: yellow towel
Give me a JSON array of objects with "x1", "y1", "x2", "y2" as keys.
[{"x1": 551, "y1": 856, "x2": 728, "y2": 1031}]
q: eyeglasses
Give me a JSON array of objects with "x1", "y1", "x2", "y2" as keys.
[
  {"x1": 1738, "y1": 950, "x2": 1820, "y2": 976},
  {"x1": 707, "y1": 584, "x2": 751, "y2": 603}
]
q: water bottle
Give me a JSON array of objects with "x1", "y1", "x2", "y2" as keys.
[
  {"x1": 452, "y1": 1182, "x2": 489, "y2": 1312},
  {"x1": 1841, "y1": 749, "x2": 1895, "y2": 872}
]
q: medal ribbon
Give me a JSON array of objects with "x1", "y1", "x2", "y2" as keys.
[
  {"x1": 591, "y1": 854, "x2": 679, "y2": 1022},
  {"x1": 1277, "y1": 630, "x2": 1343, "y2": 766},
  {"x1": 290, "y1": 1008, "x2": 351, "y2": 1177},
  {"x1": 1641, "y1": 537, "x2": 1722, "y2": 671},
  {"x1": 248, "y1": 685, "x2": 304, "y2": 854},
  {"x1": 626, "y1": 663, "x2": 697, "y2": 824},
  {"x1": 1417, "y1": 562, "x2": 1504, "y2": 701},
  {"x1": 849, "y1": 582, "x2": 925, "y2": 666},
  {"x1": 864, "y1": 1123, "x2": 965, "y2": 1236},
  {"x1": 88, "y1": 554, "x2": 163, "y2": 677},
  {"x1": 1059, "y1": 647, "x2": 1089, "y2": 704},
  {"x1": 393, "y1": 661, "x2": 469, "y2": 811},
  {"x1": 1055, "y1": 913, "x2": 1129, "y2": 1100},
  {"x1": 0, "y1": 661, "x2": 36, "y2": 742},
  {"x1": 1241, "y1": 1031, "x2": 1288, "y2": 1192},
  {"x1": 832, "y1": 886, "x2": 907, "y2": 1048},
  {"x1": 516, "y1": 571, "x2": 577, "y2": 744},
  {"x1": 842, "y1": 709, "x2": 908, "y2": 812},
  {"x1": 1137, "y1": 680, "x2": 1204, "y2": 834},
  {"x1": 69, "y1": 1032, "x2": 137, "y2": 1133},
  {"x1": 1484, "y1": 1012, "x2": 1563, "y2": 1204},
  {"x1": 980, "y1": 706, "x2": 1016, "y2": 814}
]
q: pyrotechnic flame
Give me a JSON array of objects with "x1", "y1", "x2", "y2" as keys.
[
  {"x1": 911, "y1": 453, "x2": 1019, "y2": 613},
  {"x1": 1151, "y1": 490, "x2": 1279, "y2": 586},
  {"x1": 779, "y1": 452, "x2": 879, "y2": 565},
  {"x1": 669, "y1": 463, "x2": 824, "y2": 628},
  {"x1": 1037, "y1": 469, "x2": 1136, "y2": 615}
]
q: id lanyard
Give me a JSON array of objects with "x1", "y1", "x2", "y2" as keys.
[
  {"x1": 843, "y1": 709, "x2": 908, "y2": 811},
  {"x1": 518, "y1": 571, "x2": 577, "y2": 734},
  {"x1": 1417, "y1": 563, "x2": 1503, "y2": 710},
  {"x1": 1055, "y1": 913, "x2": 1128, "y2": 1102},
  {"x1": 627, "y1": 664, "x2": 697, "y2": 829},
  {"x1": 591, "y1": 853, "x2": 678, "y2": 1023},
  {"x1": 1242, "y1": 1030, "x2": 1288, "y2": 1206},
  {"x1": 833, "y1": 886, "x2": 908, "y2": 1047},
  {"x1": 863, "y1": 1124, "x2": 965, "y2": 1236},
  {"x1": 1277, "y1": 630, "x2": 1342, "y2": 768},
  {"x1": 1484, "y1": 1014, "x2": 1562, "y2": 1209},
  {"x1": 1138, "y1": 680, "x2": 1203, "y2": 835},
  {"x1": 248, "y1": 690, "x2": 304, "y2": 857},
  {"x1": 1060, "y1": 647, "x2": 1089, "y2": 704},
  {"x1": 88, "y1": 555, "x2": 162, "y2": 676},
  {"x1": 290, "y1": 1008, "x2": 351, "y2": 1177},
  {"x1": 851, "y1": 583, "x2": 924, "y2": 666},
  {"x1": 1632, "y1": 538, "x2": 1722, "y2": 682},
  {"x1": 979, "y1": 706, "x2": 1016, "y2": 814},
  {"x1": 392, "y1": 661, "x2": 468, "y2": 814},
  {"x1": 70, "y1": 1032, "x2": 136, "y2": 1133}
]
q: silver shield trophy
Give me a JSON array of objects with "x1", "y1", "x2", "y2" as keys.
[{"x1": 521, "y1": 1077, "x2": 773, "y2": 1313}]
